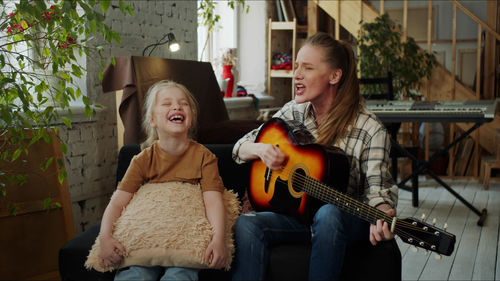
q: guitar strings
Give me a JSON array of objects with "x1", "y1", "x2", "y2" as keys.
[
  {"x1": 260, "y1": 166, "x2": 442, "y2": 251},
  {"x1": 270, "y1": 166, "x2": 437, "y2": 234},
  {"x1": 284, "y1": 170, "x2": 442, "y2": 251},
  {"x1": 289, "y1": 171, "x2": 444, "y2": 248},
  {"x1": 281, "y1": 167, "x2": 392, "y2": 222},
  {"x1": 289, "y1": 171, "x2": 436, "y2": 234}
]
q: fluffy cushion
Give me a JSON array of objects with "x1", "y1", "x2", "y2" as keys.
[{"x1": 85, "y1": 182, "x2": 240, "y2": 272}]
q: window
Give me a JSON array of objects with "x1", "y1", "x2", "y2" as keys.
[
  {"x1": 197, "y1": 1, "x2": 267, "y2": 96},
  {"x1": 1, "y1": 0, "x2": 87, "y2": 108},
  {"x1": 197, "y1": 1, "x2": 237, "y2": 65}
]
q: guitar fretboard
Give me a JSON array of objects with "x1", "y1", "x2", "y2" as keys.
[{"x1": 294, "y1": 173, "x2": 392, "y2": 225}]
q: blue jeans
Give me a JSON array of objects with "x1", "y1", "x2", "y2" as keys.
[
  {"x1": 114, "y1": 265, "x2": 199, "y2": 281},
  {"x1": 231, "y1": 204, "x2": 369, "y2": 281}
]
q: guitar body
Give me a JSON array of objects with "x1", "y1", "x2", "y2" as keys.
[{"x1": 249, "y1": 118, "x2": 350, "y2": 223}]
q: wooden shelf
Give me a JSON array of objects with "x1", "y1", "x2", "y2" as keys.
[
  {"x1": 270, "y1": 21, "x2": 296, "y2": 30},
  {"x1": 270, "y1": 69, "x2": 294, "y2": 78},
  {"x1": 267, "y1": 18, "x2": 297, "y2": 106}
]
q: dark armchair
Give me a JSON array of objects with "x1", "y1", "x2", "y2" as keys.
[
  {"x1": 59, "y1": 58, "x2": 401, "y2": 280},
  {"x1": 59, "y1": 144, "x2": 401, "y2": 281}
]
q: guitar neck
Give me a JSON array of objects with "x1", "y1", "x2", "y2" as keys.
[{"x1": 301, "y1": 176, "x2": 391, "y2": 225}]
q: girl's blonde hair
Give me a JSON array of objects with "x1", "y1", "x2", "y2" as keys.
[
  {"x1": 304, "y1": 32, "x2": 361, "y2": 146},
  {"x1": 141, "y1": 80, "x2": 199, "y2": 149}
]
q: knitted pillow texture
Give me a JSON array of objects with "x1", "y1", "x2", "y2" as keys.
[{"x1": 85, "y1": 182, "x2": 240, "y2": 272}]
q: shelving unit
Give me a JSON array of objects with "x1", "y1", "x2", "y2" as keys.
[{"x1": 267, "y1": 18, "x2": 297, "y2": 107}]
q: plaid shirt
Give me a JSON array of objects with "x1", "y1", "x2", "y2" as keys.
[{"x1": 233, "y1": 100, "x2": 398, "y2": 208}]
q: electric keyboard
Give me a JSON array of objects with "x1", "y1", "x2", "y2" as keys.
[{"x1": 366, "y1": 99, "x2": 500, "y2": 123}]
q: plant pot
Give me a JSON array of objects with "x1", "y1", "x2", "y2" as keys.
[
  {"x1": 0, "y1": 130, "x2": 75, "y2": 280},
  {"x1": 221, "y1": 65, "x2": 234, "y2": 98}
]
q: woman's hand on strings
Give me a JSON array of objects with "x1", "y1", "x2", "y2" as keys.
[{"x1": 369, "y1": 204, "x2": 396, "y2": 246}]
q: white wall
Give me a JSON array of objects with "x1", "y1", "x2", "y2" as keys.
[{"x1": 236, "y1": 1, "x2": 267, "y2": 95}]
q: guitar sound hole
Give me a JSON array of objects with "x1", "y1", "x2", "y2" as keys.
[{"x1": 291, "y1": 168, "x2": 306, "y2": 193}]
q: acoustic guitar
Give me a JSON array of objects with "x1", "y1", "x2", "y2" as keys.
[{"x1": 248, "y1": 117, "x2": 456, "y2": 256}]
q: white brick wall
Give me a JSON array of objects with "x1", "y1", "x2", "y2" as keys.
[{"x1": 64, "y1": 0, "x2": 198, "y2": 233}]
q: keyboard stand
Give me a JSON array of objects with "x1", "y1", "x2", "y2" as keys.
[{"x1": 392, "y1": 122, "x2": 488, "y2": 226}]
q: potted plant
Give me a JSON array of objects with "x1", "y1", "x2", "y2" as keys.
[
  {"x1": 357, "y1": 13, "x2": 438, "y2": 99},
  {"x1": 0, "y1": 0, "x2": 132, "y2": 214},
  {"x1": 0, "y1": 0, "x2": 133, "y2": 279}
]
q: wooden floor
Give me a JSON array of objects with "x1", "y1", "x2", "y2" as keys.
[{"x1": 398, "y1": 177, "x2": 500, "y2": 281}]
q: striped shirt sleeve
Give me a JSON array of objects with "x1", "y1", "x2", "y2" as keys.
[{"x1": 361, "y1": 126, "x2": 398, "y2": 208}]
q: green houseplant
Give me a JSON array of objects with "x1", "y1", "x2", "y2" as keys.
[
  {"x1": 0, "y1": 0, "x2": 133, "y2": 214},
  {"x1": 357, "y1": 13, "x2": 438, "y2": 99}
]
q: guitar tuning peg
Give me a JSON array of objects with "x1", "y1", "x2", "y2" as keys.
[
  {"x1": 421, "y1": 213, "x2": 426, "y2": 221},
  {"x1": 412, "y1": 246, "x2": 419, "y2": 253},
  {"x1": 425, "y1": 250, "x2": 429, "y2": 256},
  {"x1": 434, "y1": 253, "x2": 442, "y2": 260},
  {"x1": 432, "y1": 218, "x2": 437, "y2": 225},
  {"x1": 443, "y1": 223, "x2": 448, "y2": 231}
]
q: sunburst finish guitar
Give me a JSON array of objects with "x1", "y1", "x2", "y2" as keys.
[{"x1": 249, "y1": 118, "x2": 456, "y2": 256}]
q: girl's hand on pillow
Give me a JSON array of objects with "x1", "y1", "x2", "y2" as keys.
[
  {"x1": 204, "y1": 235, "x2": 229, "y2": 269},
  {"x1": 99, "y1": 235, "x2": 126, "y2": 268}
]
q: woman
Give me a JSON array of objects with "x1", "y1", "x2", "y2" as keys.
[{"x1": 231, "y1": 32, "x2": 398, "y2": 280}]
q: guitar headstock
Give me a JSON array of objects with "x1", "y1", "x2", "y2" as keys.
[{"x1": 397, "y1": 217, "x2": 456, "y2": 256}]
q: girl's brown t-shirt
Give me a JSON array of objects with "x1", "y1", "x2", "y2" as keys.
[{"x1": 118, "y1": 140, "x2": 225, "y2": 193}]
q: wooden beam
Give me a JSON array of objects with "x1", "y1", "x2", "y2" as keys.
[
  {"x1": 473, "y1": 24, "x2": 482, "y2": 177},
  {"x1": 425, "y1": 0, "x2": 433, "y2": 161},
  {"x1": 448, "y1": 3, "x2": 457, "y2": 176},
  {"x1": 316, "y1": 0, "x2": 378, "y2": 37},
  {"x1": 402, "y1": 0, "x2": 408, "y2": 41},
  {"x1": 453, "y1": 0, "x2": 500, "y2": 41},
  {"x1": 452, "y1": 3, "x2": 457, "y2": 100},
  {"x1": 484, "y1": 0, "x2": 498, "y2": 99},
  {"x1": 427, "y1": 0, "x2": 433, "y2": 56},
  {"x1": 336, "y1": 0, "x2": 340, "y2": 40},
  {"x1": 401, "y1": 0, "x2": 409, "y2": 146},
  {"x1": 476, "y1": 25, "x2": 482, "y2": 99},
  {"x1": 308, "y1": 1, "x2": 319, "y2": 37}
]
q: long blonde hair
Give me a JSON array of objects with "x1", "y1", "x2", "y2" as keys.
[
  {"x1": 305, "y1": 32, "x2": 361, "y2": 146},
  {"x1": 141, "y1": 80, "x2": 199, "y2": 149}
]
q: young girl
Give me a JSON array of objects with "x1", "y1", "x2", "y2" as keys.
[
  {"x1": 231, "y1": 33, "x2": 398, "y2": 280},
  {"x1": 98, "y1": 80, "x2": 229, "y2": 280}
]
